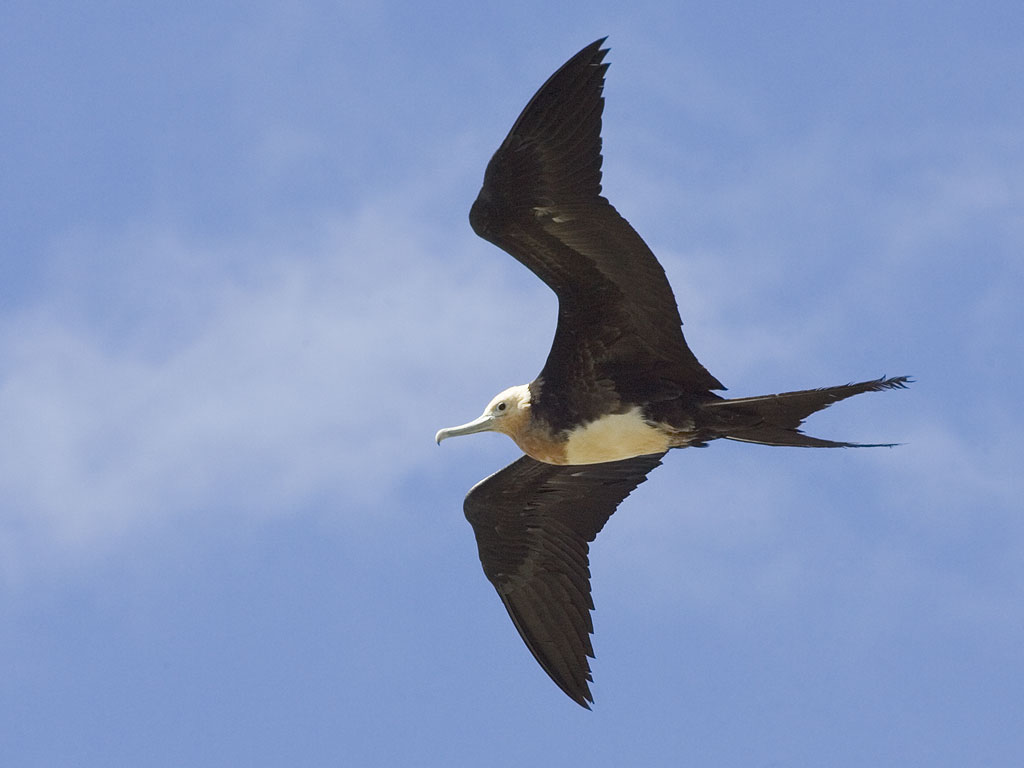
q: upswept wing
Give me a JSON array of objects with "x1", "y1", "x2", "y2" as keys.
[
  {"x1": 469, "y1": 39, "x2": 722, "y2": 429},
  {"x1": 463, "y1": 452, "x2": 665, "y2": 707}
]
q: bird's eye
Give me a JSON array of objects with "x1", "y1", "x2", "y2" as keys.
[{"x1": 496, "y1": 402, "x2": 507, "y2": 412}]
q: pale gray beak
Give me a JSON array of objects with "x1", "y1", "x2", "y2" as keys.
[{"x1": 435, "y1": 413, "x2": 495, "y2": 445}]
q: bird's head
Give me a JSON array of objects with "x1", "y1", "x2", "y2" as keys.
[{"x1": 435, "y1": 384, "x2": 532, "y2": 445}]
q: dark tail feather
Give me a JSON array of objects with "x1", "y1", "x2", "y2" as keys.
[{"x1": 702, "y1": 375, "x2": 911, "y2": 448}]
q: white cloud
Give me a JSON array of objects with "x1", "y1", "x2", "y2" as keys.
[
  {"x1": 0, "y1": 185, "x2": 541, "y2": 581},
  {"x1": 3, "y1": 45, "x2": 1021, "y2": 608}
]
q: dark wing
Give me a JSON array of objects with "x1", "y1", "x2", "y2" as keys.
[
  {"x1": 463, "y1": 452, "x2": 665, "y2": 708},
  {"x1": 469, "y1": 39, "x2": 723, "y2": 430}
]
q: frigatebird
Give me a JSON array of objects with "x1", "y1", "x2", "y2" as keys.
[{"x1": 435, "y1": 38, "x2": 909, "y2": 708}]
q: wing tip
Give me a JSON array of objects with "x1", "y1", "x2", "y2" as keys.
[{"x1": 578, "y1": 35, "x2": 609, "y2": 55}]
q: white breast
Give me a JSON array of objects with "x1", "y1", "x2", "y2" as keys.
[{"x1": 563, "y1": 407, "x2": 671, "y2": 464}]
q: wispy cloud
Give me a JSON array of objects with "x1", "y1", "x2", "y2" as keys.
[
  {"x1": 0, "y1": 185, "x2": 527, "y2": 580},
  {"x1": 3, "y1": 24, "x2": 1020, "y2": 613}
]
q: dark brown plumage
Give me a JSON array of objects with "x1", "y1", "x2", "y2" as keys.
[
  {"x1": 470, "y1": 39, "x2": 721, "y2": 433},
  {"x1": 464, "y1": 453, "x2": 664, "y2": 707},
  {"x1": 437, "y1": 38, "x2": 910, "y2": 708}
]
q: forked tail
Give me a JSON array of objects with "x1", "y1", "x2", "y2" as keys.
[{"x1": 701, "y1": 375, "x2": 911, "y2": 448}]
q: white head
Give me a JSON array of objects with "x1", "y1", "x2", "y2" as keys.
[{"x1": 435, "y1": 384, "x2": 532, "y2": 445}]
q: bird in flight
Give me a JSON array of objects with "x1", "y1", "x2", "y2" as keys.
[{"x1": 435, "y1": 38, "x2": 909, "y2": 708}]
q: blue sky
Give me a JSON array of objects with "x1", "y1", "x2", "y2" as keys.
[{"x1": 3, "y1": 1, "x2": 1022, "y2": 765}]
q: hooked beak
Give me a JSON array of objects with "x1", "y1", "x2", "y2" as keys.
[{"x1": 435, "y1": 413, "x2": 495, "y2": 445}]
